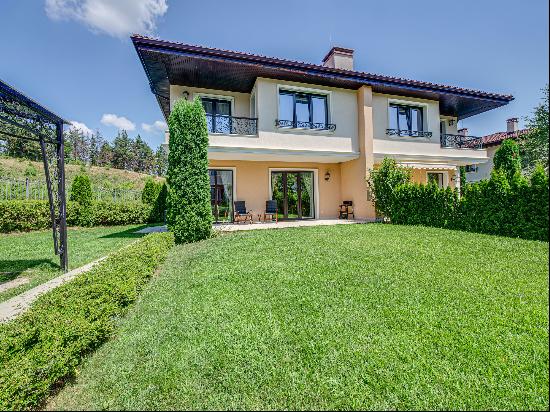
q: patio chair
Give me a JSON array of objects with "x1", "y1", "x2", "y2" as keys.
[
  {"x1": 338, "y1": 200, "x2": 354, "y2": 220},
  {"x1": 233, "y1": 201, "x2": 254, "y2": 224},
  {"x1": 263, "y1": 200, "x2": 278, "y2": 223}
]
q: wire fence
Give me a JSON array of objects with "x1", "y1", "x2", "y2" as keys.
[{"x1": 0, "y1": 178, "x2": 142, "y2": 202}]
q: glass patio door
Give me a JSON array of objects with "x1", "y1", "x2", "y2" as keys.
[
  {"x1": 271, "y1": 171, "x2": 314, "y2": 219},
  {"x1": 209, "y1": 169, "x2": 233, "y2": 222}
]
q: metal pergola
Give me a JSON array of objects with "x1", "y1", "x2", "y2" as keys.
[{"x1": 0, "y1": 79, "x2": 69, "y2": 271}]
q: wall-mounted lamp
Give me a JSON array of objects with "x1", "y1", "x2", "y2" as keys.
[
  {"x1": 182, "y1": 91, "x2": 190, "y2": 100},
  {"x1": 448, "y1": 119, "x2": 455, "y2": 126},
  {"x1": 324, "y1": 170, "x2": 331, "y2": 181}
]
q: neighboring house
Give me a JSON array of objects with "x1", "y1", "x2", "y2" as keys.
[
  {"x1": 132, "y1": 35, "x2": 514, "y2": 221},
  {"x1": 465, "y1": 118, "x2": 529, "y2": 181}
]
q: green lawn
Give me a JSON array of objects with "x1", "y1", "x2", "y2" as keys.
[
  {"x1": 49, "y1": 224, "x2": 549, "y2": 410},
  {"x1": 0, "y1": 225, "x2": 147, "y2": 302}
]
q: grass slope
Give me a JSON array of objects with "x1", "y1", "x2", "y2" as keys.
[
  {"x1": 0, "y1": 225, "x2": 147, "y2": 302},
  {"x1": 0, "y1": 157, "x2": 163, "y2": 190},
  {"x1": 50, "y1": 224, "x2": 549, "y2": 410}
]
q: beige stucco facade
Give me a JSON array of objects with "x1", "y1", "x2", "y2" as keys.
[{"x1": 169, "y1": 77, "x2": 487, "y2": 220}]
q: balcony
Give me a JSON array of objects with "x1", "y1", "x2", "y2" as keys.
[
  {"x1": 206, "y1": 114, "x2": 257, "y2": 135},
  {"x1": 275, "y1": 119, "x2": 336, "y2": 132},
  {"x1": 386, "y1": 128, "x2": 433, "y2": 138},
  {"x1": 440, "y1": 133, "x2": 483, "y2": 149}
]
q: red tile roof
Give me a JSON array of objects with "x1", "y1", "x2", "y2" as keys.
[
  {"x1": 481, "y1": 129, "x2": 529, "y2": 147},
  {"x1": 130, "y1": 34, "x2": 514, "y2": 101}
]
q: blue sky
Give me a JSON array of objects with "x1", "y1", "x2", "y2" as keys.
[{"x1": 0, "y1": 0, "x2": 548, "y2": 148}]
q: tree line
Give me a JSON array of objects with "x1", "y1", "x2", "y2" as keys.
[{"x1": 0, "y1": 128, "x2": 168, "y2": 176}]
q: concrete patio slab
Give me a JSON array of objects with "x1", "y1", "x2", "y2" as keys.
[{"x1": 136, "y1": 220, "x2": 372, "y2": 234}]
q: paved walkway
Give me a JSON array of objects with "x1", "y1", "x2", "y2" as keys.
[
  {"x1": 135, "y1": 219, "x2": 369, "y2": 234},
  {"x1": 0, "y1": 257, "x2": 105, "y2": 323}
]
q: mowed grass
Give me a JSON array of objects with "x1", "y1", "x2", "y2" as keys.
[
  {"x1": 0, "y1": 225, "x2": 147, "y2": 302},
  {"x1": 50, "y1": 224, "x2": 549, "y2": 410}
]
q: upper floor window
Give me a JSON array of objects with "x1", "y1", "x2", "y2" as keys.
[
  {"x1": 388, "y1": 103, "x2": 425, "y2": 137},
  {"x1": 201, "y1": 97, "x2": 232, "y2": 134},
  {"x1": 277, "y1": 90, "x2": 329, "y2": 130}
]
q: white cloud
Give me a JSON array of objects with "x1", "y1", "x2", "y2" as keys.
[
  {"x1": 142, "y1": 120, "x2": 167, "y2": 133},
  {"x1": 69, "y1": 120, "x2": 93, "y2": 135},
  {"x1": 101, "y1": 113, "x2": 136, "y2": 131},
  {"x1": 45, "y1": 0, "x2": 168, "y2": 38}
]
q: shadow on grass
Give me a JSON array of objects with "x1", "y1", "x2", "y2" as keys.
[
  {"x1": 0, "y1": 259, "x2": 58, "y2": 282},
  {"x1": 99, "y1": 225, "x2": 151, "y2": 239}
]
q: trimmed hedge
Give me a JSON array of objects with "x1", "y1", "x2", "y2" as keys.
[
  {"x1": 0, "y1": 200, "x2": 153, "y2": 233},
  {"x1": 0, "y1": 232, "x2": 174, "y2": 410},
  {"x1": 389, "y1": 166, "x2": 549, "y2": 242}
]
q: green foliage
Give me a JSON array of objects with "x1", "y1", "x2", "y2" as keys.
[
  {"x1": 24, "y1": 163, "x2": 37, "y2": 178},
  {"x1": 493, "y1": 139, "x2": 521, "y2": 182},
  {"x1": 385, "y1": 167, "x2": 549, "y2": 241},
  {"x1": 366, "y1": 157, "x2": 411, "y2": 217},
  {"x1": 459, "y1": 165, "x2": 466, "y2": 186},
  {"x1": 167, "y1": 98, "x2": 212, "y2": 242},
  {"x1": 152, "y1": 182, "x2": 168, "y2": 223},
  {"x1": 69, "y1": 174, "x2": 93, "y2": 207},
  {"x1": 392, "y1": 184, "x2": 458, "y2": 228},
  {"x1": 0, "y1": 201, "x2": 153, "y2": 232},
  {"x1": 521, "y1": 85, "x2": 549, "y2": 173},
  {"x1": 141, "y1": 179, "x2": 168, "y2": 222},
  {"x1": 141, "y1": 177, "x2": 159, "y2": 204},
  {"x1": 0, "y1": 232, "x2": 174, "y2": 410}
]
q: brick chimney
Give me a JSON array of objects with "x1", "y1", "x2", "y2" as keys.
[
  {"x1": 322, "y1": 46, "x2": 354, "y2": 70},
  {"x1": 507, "y1": 118, "x2": 519, "y2": 133},
  {"x1": 458, "y1": 128, "x2": 468, "y2": 136}
]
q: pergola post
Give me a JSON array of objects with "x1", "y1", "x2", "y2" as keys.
[
  {"x1": 57, "y1": 121, "x2": 68, "y2": 271},
  {"x1": 0, "y1": 79, "x2": 70, "y2": 272}
]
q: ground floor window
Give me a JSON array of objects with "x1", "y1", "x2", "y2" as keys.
[
  {"x1": 271, "y1": 171, "x2": 315, "y2": 219},
  {"x1": 209, "y1": 169, "x2": 233, "y2": 222},
  {"x1": 427, "y1": 172, "x2": 445, "y2": 188}
]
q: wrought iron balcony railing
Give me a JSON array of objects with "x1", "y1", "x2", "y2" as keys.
[
  {"x1": 386, "y1": 128, "x2": 433, "y2": 138},
  {"x1": 275, "y1": 119, "x2": 336, "y2": 132},
  {"x1": 440, "y1": 133, "x2": 483, "y2": 149},
  {"x1": 206, "y1": 114, "x2": 257, "y2": 135}
]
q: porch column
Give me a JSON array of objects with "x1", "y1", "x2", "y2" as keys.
[{"x1": 340, "y1": 85, "x2": 375, "y2": 219}]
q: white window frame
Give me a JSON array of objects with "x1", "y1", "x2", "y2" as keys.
[{"x1": 426, "y1": 171, "x2": 449, "y2": 188}]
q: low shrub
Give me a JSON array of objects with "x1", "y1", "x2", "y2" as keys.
[
  {"x1": 142, "y1": 179, "x2": 167, "y2": 223},
  {"x1": 69, "y1": 174, "x2": 93, "y2": 207},
  {"x1": 0, "y1": 232, "x2": 175, "y2": 410},
  {"x1": 0, "y1": 200, "x2": 153, "y2": 233}
]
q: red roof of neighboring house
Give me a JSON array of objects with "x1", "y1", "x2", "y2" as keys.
[{"x1": 481, "y1": 129, "x2": 529, "y2": 147}]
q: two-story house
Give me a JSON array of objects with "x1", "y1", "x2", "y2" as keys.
[{"x1": 132, "y1": 35, "x2": 513, "y2": 221}]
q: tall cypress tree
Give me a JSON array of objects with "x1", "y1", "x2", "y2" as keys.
[{"x1": 167, "y1": 97, "x2": 212, "y2": 243}]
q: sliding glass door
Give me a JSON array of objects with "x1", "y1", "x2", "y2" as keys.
[
  {"x1": 271, "y1": 171, "x2": 314, "y2": 219},
  {"x1": 209, "y1": 169, "x2": 233, "y2": 222}
]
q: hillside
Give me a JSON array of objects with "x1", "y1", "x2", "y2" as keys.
[{"x1": 0, "y1": 157, "x2": 163, "y2": 190}]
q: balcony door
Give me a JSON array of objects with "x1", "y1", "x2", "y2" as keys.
[
  {"x1": 201, "y1": 97, "x2": 231, "y2": 134},
  {"x1": 271, "y1": 171, "x2": 315, "y2": 219}
]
